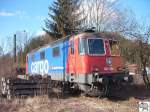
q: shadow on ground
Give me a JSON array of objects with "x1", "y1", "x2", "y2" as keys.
[
  {"x1": 47, "y1": 83, "x2": 150, "y2": 102},
  {"x1": 107, "y1": 84, "x2": 150, "y2": 101}
]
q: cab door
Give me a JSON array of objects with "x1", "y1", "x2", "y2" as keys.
[{"x1": 68, "y1": 39, "x2": 76, "y2": 74}]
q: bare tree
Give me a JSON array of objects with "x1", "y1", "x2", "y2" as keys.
[
  {"x1": 127, "y1": 23, "x2": 150, "y2": 86},
  {"x1": 0, "y1": 46, "x2": 3, "y2": 56},
  {"x1": 14, "y1": 31, "x2": 30, "y2": 64},
  {"x1": 80, "y1": 0, "x2": 137, "y2": 34},
  {"x1": 0, "y1": 46, "x2": 4, "y2": 75},
  {"x1": 15, "y1": 31, "x2": 29, "y2": 51},
  {"x1": 81, "y1": 0, "x2": 119, "y2": 31}
]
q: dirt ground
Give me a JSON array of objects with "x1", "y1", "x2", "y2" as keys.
[{"x1": 0, "y1": 83, "x2": 150, "y2": 112}]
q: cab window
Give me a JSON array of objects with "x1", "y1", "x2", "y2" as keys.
[
  {"x1": 88, "y1": 39, "x2": 105, "y2": 55},
  {"x1": 109, "y1": 40, "x2": 120, "y2": 56}
]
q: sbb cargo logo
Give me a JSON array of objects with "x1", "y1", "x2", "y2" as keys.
[
  {"x1": 31, "y1": 60, "x2": 49, "y2": 75},
  {"x1": 139, "y1": 102, "x2": 150, "y2": 112}
]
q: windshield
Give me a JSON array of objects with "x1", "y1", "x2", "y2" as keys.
[
  {"x1": 88, "y1": 39, "x2": 105, "y2": 55},
  {"x1": 109, "y1": 40, "x2": 120, "y2": 56}
]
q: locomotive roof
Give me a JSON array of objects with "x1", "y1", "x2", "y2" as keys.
[
  {"x1": 28, "y1": 35, "x2": 70, "y2": 55},
  {"x1": 77, "y1": 32, "x2": 117, "y2": 39},
  {"x1": 28, "y1": 32, "x2": 118, "y2": 55}
]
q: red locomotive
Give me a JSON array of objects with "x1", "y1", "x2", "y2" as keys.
[{"x1": 65, "y1": 32, "x2": 132, "y2": 96}]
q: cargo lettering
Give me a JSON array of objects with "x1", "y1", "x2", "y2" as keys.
[{"x1": 31, "y1": 60, "x2": 49, "y2": 75}]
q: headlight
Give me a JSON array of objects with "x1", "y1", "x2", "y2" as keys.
[{"x1": 106, "y1": 57, "x2": 112, "y2": 65}]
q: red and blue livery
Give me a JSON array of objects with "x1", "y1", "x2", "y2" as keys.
[{"x1": 26, "y1": 32, "x2": 132, "y2": 96}]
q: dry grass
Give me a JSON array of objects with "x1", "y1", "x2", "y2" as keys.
[
  {"x1": 0, "y1": 75, "x2": 149, "y2": 112},
  {"x1": 0, "y1": 94, "x2": 149, "y2": 112}
]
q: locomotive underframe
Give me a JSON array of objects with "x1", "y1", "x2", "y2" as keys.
[{"x1": 67, "y1": 71, "x2": 133, "y2": 97}]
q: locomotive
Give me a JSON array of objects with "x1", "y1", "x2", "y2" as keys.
[
  {"x1": 26, "y1": 32, "x2": 132, "y2": 97},
  {"x1": 0, "y1": 31, "x2": 133, "y2": 99}
]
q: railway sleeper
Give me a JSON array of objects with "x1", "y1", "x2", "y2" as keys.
[{"x1": 0, "y1": 77, "x2": 52, "y2": 99}]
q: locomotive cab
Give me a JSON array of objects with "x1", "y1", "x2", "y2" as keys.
[
  {"x1": 68, "y1": 33, "x2": 127, "y2": 75},
  {"x1": 67, "y1": 33, "x2": 132, "y2": 96}
]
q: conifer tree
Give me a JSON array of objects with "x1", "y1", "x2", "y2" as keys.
[{"x1": 43, "y1": 0, "x2": 82, "y2": 39}]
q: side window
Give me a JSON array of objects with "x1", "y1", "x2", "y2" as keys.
[
  {"x1": 40, "y1": 51, "x2": 45, "y2": 59},
  {"x1": 109, "y1": 40, "x2": 120, "y2": 56},
  {"x1": 71, "y1": 41, "x2": 74, "y2": 54},
  {"x1": 79, "y1": 38, "x2": 87, "y2": 54},
  {"x1": 31, "y1": 54, "x2": 35, "y2": 62},
  {"x1": 53, "y1": 47, "x2": 60, "y2": 57}
]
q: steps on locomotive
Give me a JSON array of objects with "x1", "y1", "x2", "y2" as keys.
[{"x1": 0, "y1": 76, "x2": 51, "y2": 99}]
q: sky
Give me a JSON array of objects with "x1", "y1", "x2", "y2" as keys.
[
  {"x1": 0, "y1": 0, "x2": 150, "y2": 52},
  {"x1": 119, "y1": 0, "x2": 150, "y2": 25},
  {"x1": 0, "y1": 0, "x2": 53, "y2": 52}
]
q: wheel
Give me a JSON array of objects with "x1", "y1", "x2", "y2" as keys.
[{"x1": 86, "y1": 83, "x2": 110, "y2": 97}]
